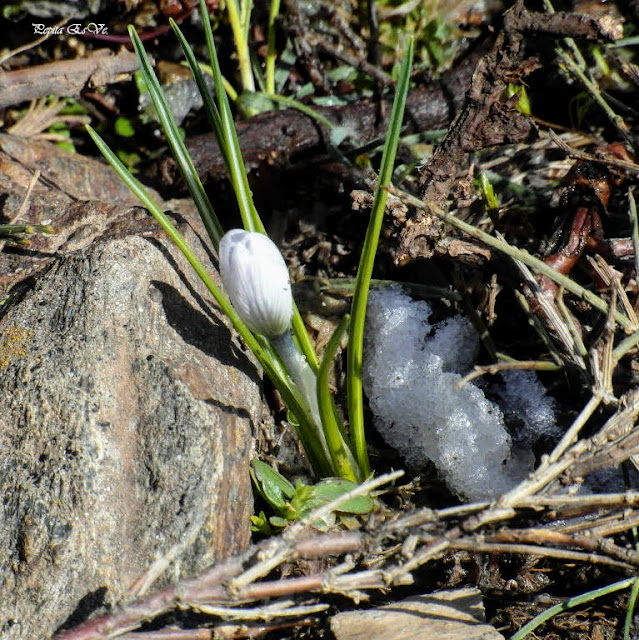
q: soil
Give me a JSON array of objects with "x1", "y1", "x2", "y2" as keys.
[{"x1": 2, "y1": 0, "x2": 639, "y2": 639}]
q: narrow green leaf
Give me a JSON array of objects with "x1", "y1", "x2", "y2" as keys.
[
  {"x1": 127, "y1": 25, "x2": 224, "y2": 249},
  {"x1": 317, "y1": 314, "x2": 359, "y2": 481},
  {"x1": 196, "y1": 0, "x2": 319, "y2": 372},
  {"x1": 0, "y1": 224, "x2": 53, "y2": 235},
  {"x1": 347, "y1": 37, "x2": 414, "y2": 478},
  {"x1": 87, "y1": 124, "x2": 332, "y2": 477},
  {"x1": 624, "y1": 578, "x2": 639, "y2": 640},
  {"x1": 197, "y1": 0, "x2": 261, "y2": 232},
  {"x1": 170, "y1": 20, "x2": 225, "y2": 161},
  {"x1": 510, "y1": 577, "x2": 636, "y2": 640}
]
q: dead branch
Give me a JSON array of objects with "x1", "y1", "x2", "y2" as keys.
[
  {"x1": 54, "y1": 469, "x2": 639, "y2": 640},
  {"x1": 0, "y1": 50, "x2": 139, "y2": 108},
  {"x1": 170, "y1": 45, "x2": 483, "y2": 187}
]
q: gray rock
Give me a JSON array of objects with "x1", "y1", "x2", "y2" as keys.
[
  {"x1": 0, "y1": 217, "x2": 261, "y2": 638},
  {"x1": 330, "y1": 587, "x2": 505, "y2": 640}
]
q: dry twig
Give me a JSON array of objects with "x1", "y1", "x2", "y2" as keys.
[{"x1": 0, "y1": 50, "x2": 139, "y2": 108}]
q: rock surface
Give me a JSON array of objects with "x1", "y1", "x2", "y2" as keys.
[
  {"x1": 330, "y1": 587, "x2": 505, "y2": 640},
  {"x1": 0, "y1": 136, "x2": 262, "y2": 639}
]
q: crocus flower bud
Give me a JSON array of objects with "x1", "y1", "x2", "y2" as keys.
[{"x1": 219, "y1": 229, "x2": 293, "y2": 337}]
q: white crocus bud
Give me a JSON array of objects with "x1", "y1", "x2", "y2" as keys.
[
  {"x1": 220, "y1": 229, "x2": 324, "y2": 442},
  {"x1": 219, "y1": 229, "x2": 293, "y2": 338}
]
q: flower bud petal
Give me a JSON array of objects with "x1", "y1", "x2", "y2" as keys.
[{"x1": 219, "y1": 229, "x2": 293, "y2": 337}]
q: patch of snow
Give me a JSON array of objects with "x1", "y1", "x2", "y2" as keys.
[{"x1": 363, "y1": 286, "x2": 556, "y2": 501}]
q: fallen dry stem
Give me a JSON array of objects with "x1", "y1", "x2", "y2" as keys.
[
  {"x1": 56, "y1": 477, "x2": 639, "y2": 640},
  {"x1": 457, "y1": 359, "x2": 560, "y2": 388},
  {"x1": 548, "y1": 393, "x2": 604, "y2": 464},
  {"x1": 392, "y1": 187, "x2": 633, "y2": 329},
  {"x1": 189, "y1": 600, "x2": 329, "y2": 620},
  {"x1": 0, "y1": 50, "x2": 139, "y2": 108},
  {"x1": 53, "y1": 393, "x2": 639, "y2": 640},
  {"x1": 549, "y1": 129, "x2": 639, "y2": 176},
  {"x1": 449, "y1": 540, "x2": 633, "y2": 571}
]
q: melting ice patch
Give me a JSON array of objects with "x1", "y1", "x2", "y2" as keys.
[{"x1": 363, "y1": 287, "x2": 557, "y2": 501}]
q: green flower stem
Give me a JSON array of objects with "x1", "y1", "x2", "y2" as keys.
[
  {"x1": 265, "y1": 0, "x2": 281, "y2": 94},
  {"x1": 271, "y1": 331, "x2": 321, "y2": 426},
  {"x1": 176, "y1": 3, "x2": 319, "y2": 372},
  {"x1": 347, "y1": 37, "x2": 414, "y2": 478},
  {"x1": 225, "y1": 0, "x2": 255, "y2": 93},
  {"x1": 318, "y1": 314, "x2": 359, "y2": 481},
  {"x1": 291, "y1": 312, "x2": 319, "y2": 372},
  {"x1": 87, "y1": 125, "x2": 332, "y2": 477},
  {"x1": 264, "y1": 93, "x2": 335, "y2": 130}
]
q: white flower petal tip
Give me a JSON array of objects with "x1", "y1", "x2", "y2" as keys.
[{"x1": 219, "y1": 229, "x2": 294, "y2": 337}]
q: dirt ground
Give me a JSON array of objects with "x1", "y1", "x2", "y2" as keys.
[{"x1": 2, "y1": 0, "x2": 639, "y2": 639}]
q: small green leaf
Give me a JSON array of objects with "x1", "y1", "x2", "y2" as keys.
[
  {"x1": 269, "y1": 515, "x2": 289, "y2": 529},
  {"x1": 250, "y1": 511, "x2": 273, "y2": 534},
  {"x1": 114, "y1": 116, "x2": 136, "y2": 138},
  {"x1": 250, "y1": 460, "x2": 295, "y2": 510},
  {"x1": 116, "y1": 149, "x2": 141, "y2": 171},
  {"x1": 55, "y1": 140, "x2": 75, "y2": 153},
  {"x1": 308, "y1": 478, "x2": 375, "y2": 514}
]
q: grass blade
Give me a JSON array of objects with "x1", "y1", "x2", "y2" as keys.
[
  {"x1": 347, "y1": 37, "x2": 414, "y2": 478},
  {"x1": 170, "y1": 21, "x2": 225, "y2": 162},
  {"x1": 624, "y1": 578, "x2": 639, "y2": 640},
  {"x1": 198, "y1": 0, "x2": 261, "y2": 233},
  {"x1": 127, "y1": 25, "x2": 224, "y2": 248},
  {"x1": 510, "y1": 577, "x2": 636, "y2": 640},
  {"x1": 195, "y1": 0, "x2": 318, "y2": 370}
]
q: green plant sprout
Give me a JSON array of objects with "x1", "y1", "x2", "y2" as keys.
[
  {"x1": 218, "y1": 0, "x2": 285, "y2": 112},
  {"x1": 510, "y1": 576, "x2": 638, "y2": 640},
  {"x1": 87, "y1": 0, "x2": 414, "y2": 515},
  {"x1": 477, "y1": 173, "x2": 501, "y2": 213},
  {"x1": 505, "y1": 83, "x2": 531, "y2": 116},
  {"x1": 250, "y1": 460, "x2": 374, "y2": 533}
]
